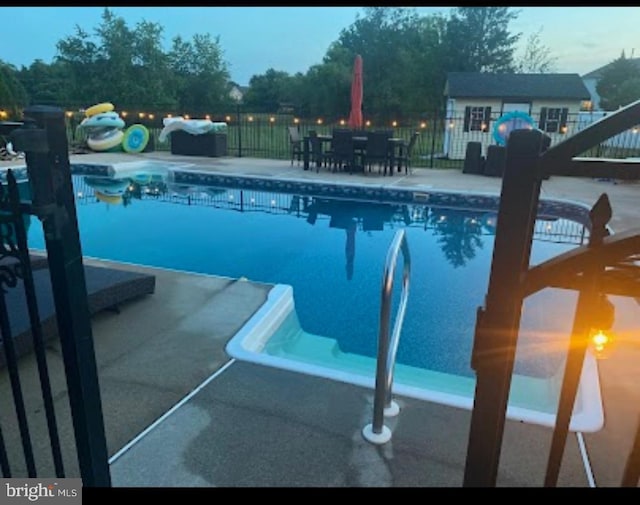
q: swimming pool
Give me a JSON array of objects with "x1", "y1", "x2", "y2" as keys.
[{"x1": 25, "y1": 161, "x2": 603, "y2": 431}]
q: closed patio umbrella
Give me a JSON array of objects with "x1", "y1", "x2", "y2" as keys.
[{"x1": 348, "y1": 54, "x2": 363, "y2": 129}]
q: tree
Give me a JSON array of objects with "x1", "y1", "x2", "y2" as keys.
[
  {"x1": 242, "y1": 69, "x2": 294, "y2": 112},
  {"x1": 0, "y1": 60, "x2": 27, "y2": 118},
  {"x1": 167, "y1": 33, "x2": 231, "y2": 114},
  {"x1": 442, "y1": 7, "x2": 521, "y2": 73},
  {"x1": 597, "y1": 52, "x2": 640, "y2": 109},
  {"x1": 515, "y1": 27, "x2": 557, "y2": 73}
]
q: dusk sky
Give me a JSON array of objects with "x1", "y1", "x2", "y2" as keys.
[{"x1": 1, "y1": 6, "x2": 638, "y2": 85}]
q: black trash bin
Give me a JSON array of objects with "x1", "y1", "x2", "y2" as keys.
[
  {"x1": 484, "y1": 145, "x2": 507, "y2": 177},
  {"x1": 463, "y1": 141, "x2": 484, "y2": 175}
]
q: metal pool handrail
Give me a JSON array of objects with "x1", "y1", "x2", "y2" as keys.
[{"x1": 362, "y1": 228, "x2": 411, "y2": 445}]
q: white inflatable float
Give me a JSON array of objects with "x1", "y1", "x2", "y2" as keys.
[{"x1": 158, "y1": 117, "x2": 227, "y2": 142}]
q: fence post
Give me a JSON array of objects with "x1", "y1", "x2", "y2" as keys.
[
  {"x1": 12, "y1": 105, "x2": 111, "y2": 486},
  {"x1": 236, "y1": 103, "x2": 242, "y2": 158}
]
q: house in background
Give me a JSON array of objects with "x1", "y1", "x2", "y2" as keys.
[
  {"x1": 443, "y1": 72, "x2": 591, "y2": 159},
  {"x1": 228, "y1": 83, "x2": 249, "y2": 103},
  {"x1": 581, "y1": 57, "x2": 640, "y2": 110}
]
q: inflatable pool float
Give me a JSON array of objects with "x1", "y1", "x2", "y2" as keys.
[
  {"x1": 84, "y1": 102, "x2": 115, "y2": 118},
  {"x1": 87, "y1": 129, "x2": 124, "y2": 152},
  {"x1": 492, "y1": 111, "x2": 536, "y2": 146},
  {"x1": 122, "y1": 124, "x2": 150, "y2": 153},
  {"x1": 158, "y1": 117, "x2": 227, "y2": 142},
  {"x1": 79, "y1": 102, "x2": 150, "y2": 153}
]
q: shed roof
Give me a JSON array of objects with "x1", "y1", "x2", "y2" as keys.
[{"x1": 444, "y1": 72, "x2": 591, "y2": 100}]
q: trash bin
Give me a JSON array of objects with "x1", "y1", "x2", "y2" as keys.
[
  {"x1": 484, "y1": 145, "x2": 507, "y2": 177},
  {"x1": 463, "y1": 141, "x2": 484, "y2": 175}
]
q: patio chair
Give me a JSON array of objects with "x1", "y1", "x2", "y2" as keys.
[
  {"x1": 396, "y1": 131, "x2": 420, "y2": 175},
  {"x1": 364, "y1": 130, "x2": 392, "y2": 174},
  {"x1": 288, "y1": 126, "x2": 303, "y2": 166},
  {"x1": 309, "y1": 130, "x2": 332, "y2": 172},
  {"x1": 330, "y1": 129, "x2": 357, "y2": 173}
]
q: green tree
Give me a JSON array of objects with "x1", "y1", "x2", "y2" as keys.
[
  {"x1": 515, "y1": 27, "x2": 557, "y2": 73},
  {"x1": 0, "y1": 60, "x2": 27, "y2": 118},
  {"x1": 168, "y1": 33, "x2": 231, "y2": 114},
  {"x1": 442, "y1": 7, "x2": 521, "y2": 73},
  {"x1": 597, "y1": 52, "x2": 640, "y2": 109},
  {"x1": 17, "y1": 59, "x2": 71, "y2": 106},
  {"x1": 243, "y1": 69, "x2": 296, "y2": 113}
]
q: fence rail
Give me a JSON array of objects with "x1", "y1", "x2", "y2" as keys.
[{"x1": 64, "y1": 110, "x2": 640, "y2": 169}]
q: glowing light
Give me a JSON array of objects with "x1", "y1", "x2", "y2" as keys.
[
  {"x1": 481, "y1": 122, "x2": 487, "y2": 131},
  {"x1": 271, "y1": 199, "x2": 277, "y2": 206},
  {"x1": 590, "y1": 329, "x2": 614, "y2": 359},
  {"x1": 560, "y1": 125, "x2": 568, "y2": 134},
  {"x1": 448, "y1": 121, "x2": 454, "y2": 129},
  {"x1": 392, "y1": 121, "x2": 398, "y2": 127},
  {"x1": 248, "y1": 116, "x2": 254, "y2": 122},
  {"x1": 365, "y1": 120, "x2": 371, "y2": 127},
  {"x1": 0, "y1": 110, "x2": 7, "y2": 118},
  {"x1": 138, "y1": 112, "x2": 146, "y2": 119},
  {"x1": 632, "y1": 128, "x2": 638, "y2": 134},
  {"x1": 340, "y1": 119, "x2": 346, "y2": 126},
  {"x1": 66, "y1": 111, "x2": 74, "y2": 118},
  {"x1": 148, "y1": 114, "x2": 155, "y2": 120},
  {"x1": 167, "y1": 114, "x2": 173, "y2": 118},
  {"x1": 225, "y1": 115, "x2": 231, "y2": 122},
  {"x1": 205, "y1": 114, "x2": 211, "y2": 120},
  {"x1": 250, "y1": 198, "x2": 255, "y2": 204},
  {"x1": 228, "y1": 194, "x2": 234, "y2": 200},
  {"x1": 128, "y1": 185, "x2": 135, "y2": 191},
  {"x1": 77, "y1": 192, "x2": 83, "y2": 198},
  {"x1": 294, "y1": 118, "x2": 300, "y2": 124},
  {"x1": 498, "y1": 124, "x2": 507, "y2": 132},
  {"x1": 317, "y1": 118, "x2": 323, "y2": 125},
  {"x1": 121, "y1": 111, "x2": 128, "y2": 118},
  {"x1": 184, "y1": 114, "x2": 190, "y2": 120},
  {"x1": 269, "y1": 117, "x2": 275, "y2": 123},
  {"x1": 546, "y1": 223, "x2": 553, "y2": 231},
  {"x1": 420, "y1": 122, "x2": 427, "y2": 129}
]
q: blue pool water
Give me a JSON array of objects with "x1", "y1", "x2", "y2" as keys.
[{"x1": 27, "y1": 168, "x2": 589, "y2": 380}]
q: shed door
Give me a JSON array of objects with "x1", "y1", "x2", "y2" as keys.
[{"x1": 502, "y1": 102, "x2": 531, "y2": 115}]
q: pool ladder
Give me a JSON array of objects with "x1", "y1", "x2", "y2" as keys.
[{"x1": 362, "y1": 229, "x2": 411, "y2": 445}]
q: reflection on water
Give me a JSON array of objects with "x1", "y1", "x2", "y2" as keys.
[{"x1": 55, "y1": 168, "x2": 592, "y2": 377}]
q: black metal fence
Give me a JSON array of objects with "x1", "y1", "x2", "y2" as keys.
[{"x1": 65, "y1": 109, "x2": 640, "y2": 169}]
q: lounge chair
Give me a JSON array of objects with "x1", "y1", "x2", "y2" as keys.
[{"x1": 0, "y1": 261, "x2": 156, "y2": 368}]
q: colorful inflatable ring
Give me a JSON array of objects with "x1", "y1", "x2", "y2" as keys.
[
  {"x1": 80, "y1": 111, "x2": 125, "y2": 130},
  {"x1": 492, "y1": 111, "x2": 536, "y2": 146},
  {"x1": 122, "y1": 124, "x2": 150, "y2": 153},
  {"x1": 87, "y1": 129, "x2": 124, "y2": 152},
  {"x1": 85, "y1": 102, "x2": 115, "y2": 118},
  {"x1": 95, "y1": 191, "x2": 123, "y2": 205}
]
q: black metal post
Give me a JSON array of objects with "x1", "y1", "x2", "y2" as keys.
[
  {"x1": 463, "y1": 129, "x2": 550, "y2": 487},
  {"x1": 13, "y1": 106, "x2": 111, "y2": 486},
  {"x1": 236, "y1": 103, "x2": 242, "y2": 158},
  {"x1": 544, "y1": 194, "x2": 610, "y2": 487},
  {"x1": 430, "y1": 113, "x2": 437, "y2": 168}
]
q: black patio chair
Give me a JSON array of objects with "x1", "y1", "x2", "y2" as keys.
[
  {"x1": 330, "y1": 129, "x2": 357, "y2": 173},
  {"x1": 309, "y1": 130, "x2": 332, "y2": 172},
  {"x1": 364, "y1": 130, "x2": 392, "y2": 174},
  {"x1": 396, "y1": 131, "x2": 420, "y2": 175},
  {"x1": 288, "y1": 126, "x2": 303, "y2": 166}
]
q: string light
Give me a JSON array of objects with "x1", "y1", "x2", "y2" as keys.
[{"x1": 420, "y1": 122, "x2": 427, "y2": 129}]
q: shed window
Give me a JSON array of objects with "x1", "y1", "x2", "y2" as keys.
[
  {"x1": 463, "y1": 106, "x2": 491, "y2": 132},
  {"x1": 539, "y1": 107, "x2": 568, "y2": 133}
]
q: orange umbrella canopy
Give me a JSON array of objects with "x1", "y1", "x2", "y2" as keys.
[{"x1": 348, "y1": 54, "x2": 363, "y2": 129}]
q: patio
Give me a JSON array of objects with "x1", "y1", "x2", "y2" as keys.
[{"x1": 1, "y1": 152, "x2": 639, "y2": 486}]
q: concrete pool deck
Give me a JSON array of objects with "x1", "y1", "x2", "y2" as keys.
[{"x1": 2, "y1": 152, "x2": 639, "y2": 486}]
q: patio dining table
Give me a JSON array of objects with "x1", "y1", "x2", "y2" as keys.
[{"x1": 302, "y1": 134, "x2": 406, "y2": 174}]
